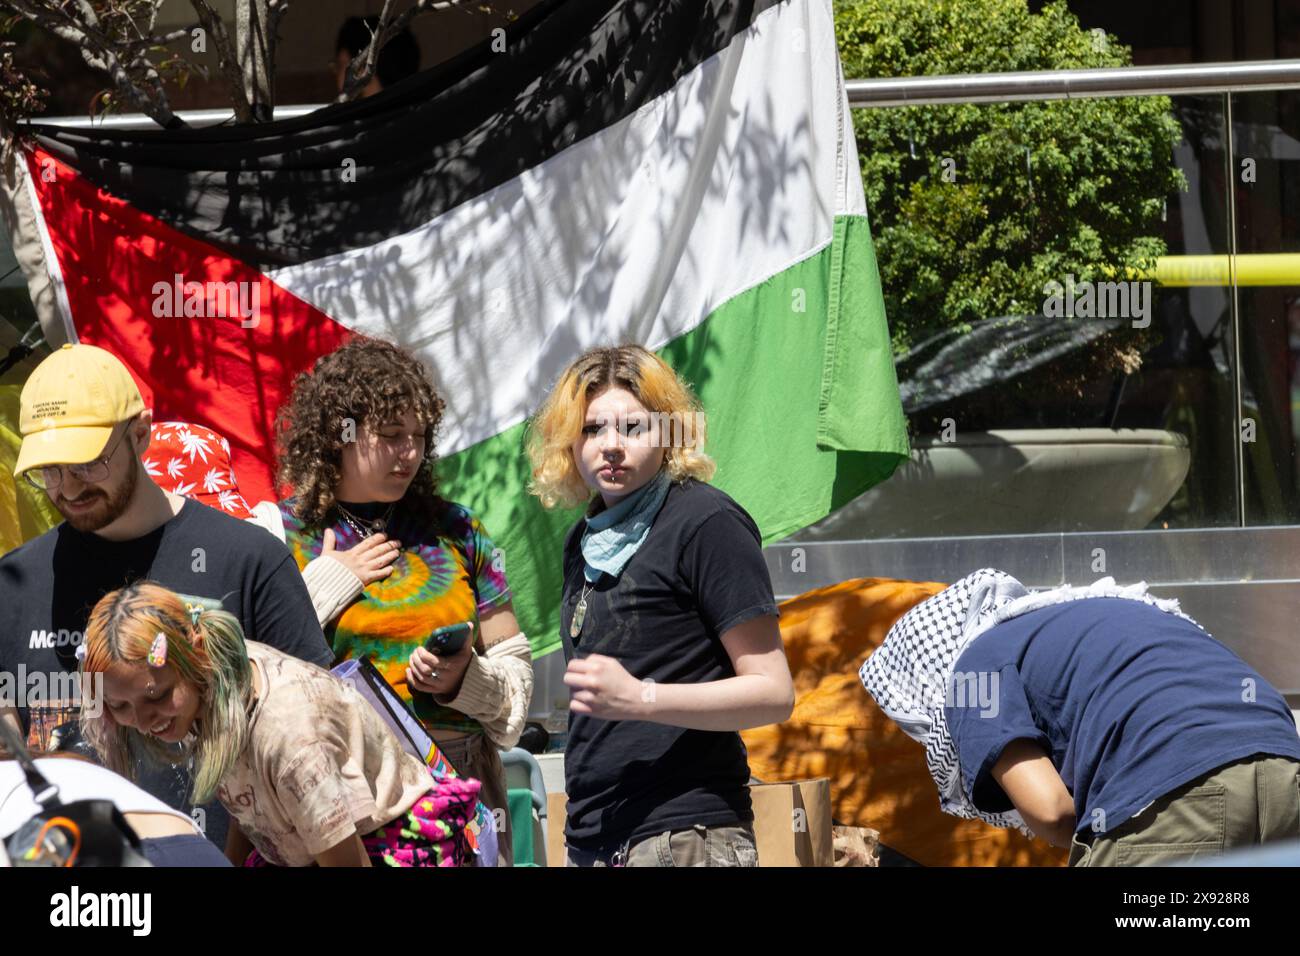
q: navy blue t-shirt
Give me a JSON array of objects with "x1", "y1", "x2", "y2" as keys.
[{"x1": 947, "y1": 597, "x2": 1300, "y2": 835}]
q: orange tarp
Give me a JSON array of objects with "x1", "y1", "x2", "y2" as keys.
[{"x1": 742, "y1": 577, "x2": 1067, "y2": 867}]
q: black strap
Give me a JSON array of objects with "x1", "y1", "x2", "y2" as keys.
[
  {"x1": 358, "y1": 656, "x2": 424, "y2": 757},
  {"x1": 1, "y1": 717, "x2": 153, "y2": 867},
  {"x1": 0, "y1": 716, "x2": 60, "y2": 810},
  {"x1": 54, "y1": 799, "x2": 151, "y2": 867}
]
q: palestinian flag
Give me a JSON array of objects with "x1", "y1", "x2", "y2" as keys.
[{"x1": 3, "y1": 0, "x2": 908, "y2": 670}]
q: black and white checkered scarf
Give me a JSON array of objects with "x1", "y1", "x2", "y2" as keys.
[{"x1": 858, "y1": 569, "x2": 1198, "y2": 832}]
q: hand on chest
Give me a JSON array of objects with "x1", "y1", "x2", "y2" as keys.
[{"x1": 351, "y1": 542, "x2": 470, "y2": 603}]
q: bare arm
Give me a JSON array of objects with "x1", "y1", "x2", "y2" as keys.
[
  {"x1": 565, "y1": 614, "x2": 795, "y2": 731},
  {"x1": 407, "y1": 605, "x2": 535, "y2": 749},
  {"x1": 314, "y1": 830, "x2": 372, "y2": 867},
  {"x1": 991, "y1": 738, "x2": 1077, "y2": 847},
  {"x1": 224, "y1": 818, "x2": 254, "y2": 866},
  {"x1": 476, "y1": 605, "x2": 522, "y2": 650}
]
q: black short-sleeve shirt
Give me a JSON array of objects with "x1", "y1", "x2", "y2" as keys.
[
  {"x1": 0, "y1": 498, "x2": 335, "y2": 846},
  {"x1": 560, "y1": 479, "x2": 780, "y2": 852},
  {"x1": 0, "y1": 497, "x2": 333, "y2": 740}
]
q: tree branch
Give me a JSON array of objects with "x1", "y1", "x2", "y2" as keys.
[
  {"x1": 7, "y1": 0, "x2": 184, "y2": 127},
  {"x1": 267, "y1": 0, "x2": 292, "y2": 42},
  {"x1": 148, "y1": 0, "x2": 164, "y2": 37},
  {"x1": 154, "y1": 27, "x2": 194, "y2": 46},
  {"x1": 236, "y1": 0, "x2": 275, "y2": 123},
  {"x1": 189, "y1": 0, "x2": 251, "y2": 123},
  {"x1": 338, "y1": 0, "x2": 489, "y2": 103}
]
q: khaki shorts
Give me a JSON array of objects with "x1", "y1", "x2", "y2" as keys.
[
  {"x1": 566, "y1": 823, "x2": 759, "y2": 867},
  {"x1": 1070, "y1": 754, "x2": 1300, "y2": 866}
]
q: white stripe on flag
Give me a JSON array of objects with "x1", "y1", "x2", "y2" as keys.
[{"x1": 269, "y1": 0, "x2": 864, "y2": 455}]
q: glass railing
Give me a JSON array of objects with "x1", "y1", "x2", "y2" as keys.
[{"x1": 797, "y1": 61, "x2": 1300, "y2": 541}]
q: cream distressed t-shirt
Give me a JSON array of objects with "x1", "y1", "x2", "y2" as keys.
[{"x1": 216, "y1": 642, "x2": 433, "y2": 866}]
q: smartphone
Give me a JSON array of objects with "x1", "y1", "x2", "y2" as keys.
[{"x1": 424, "y1": 621, "x2": 473, "y2": 656}]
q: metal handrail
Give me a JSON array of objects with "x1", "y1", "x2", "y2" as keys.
[
  {"x1": 26, "y1": 104, "x2": 325, "y2": 131},
  {"x1": 35, "y1": 61, "x2": 1300, "y2": 128},
  {"x1": 846, "y1": 58, "x2": 1300, "y2": 107}
]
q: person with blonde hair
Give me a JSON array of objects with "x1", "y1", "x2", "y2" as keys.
[
  {"x1": 527, "y1": 344, "x2": 794, "y2": 867},
  {"x1": 79, "y1": 581, "x2": 481, "y2": 867}
]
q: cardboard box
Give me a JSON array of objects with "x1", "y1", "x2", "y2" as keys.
[
  {"x1": 546, "y1": 791, "x2": 568, "y2": 867},
  {"x1": 749, "y1": 778, "x2": 834, "y2": 866}
]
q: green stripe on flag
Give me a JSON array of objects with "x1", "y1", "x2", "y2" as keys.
[
  {"x1": 439, "y1": 214, "x2": 909, "y2": 659},
  {"x1": 818, "y1": 214, "x2": 905, "y2": 453}
]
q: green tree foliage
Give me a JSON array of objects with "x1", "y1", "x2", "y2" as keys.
[{"x1": 836, "y1": 0, "x2": 1186, "y2": 356}]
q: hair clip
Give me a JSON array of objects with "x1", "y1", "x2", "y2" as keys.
[
  {"x1": 185, "y1": 603, "x2": 203, "y2": 627},
  {"x1": 75, "y1": 644, "x2": 87, "y2": 663},
  {"x1": 147, "y1": 631, "x2": 168, "y2": 669}
]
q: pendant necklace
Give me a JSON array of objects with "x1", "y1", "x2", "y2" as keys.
[
  {"x1": 570, "y1": 581, "x2": 595, "y2": 639},
  {"x1": 336, "y1": 501, "x2": 396, "y2": 539}
]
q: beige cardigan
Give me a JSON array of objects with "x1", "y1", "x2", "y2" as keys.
[{"x1": 246, "y1": 501, "x2": 534, "y2": 750}]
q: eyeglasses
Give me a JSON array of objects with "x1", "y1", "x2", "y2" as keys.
[{"x1": 24, "y1": 425, "x2": 132, "y2": 491}]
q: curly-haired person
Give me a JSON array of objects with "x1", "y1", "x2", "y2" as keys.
[{"x1": 247, "y1": 337, "x2": 532, "y2": 865}]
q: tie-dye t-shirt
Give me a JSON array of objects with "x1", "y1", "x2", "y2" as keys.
[{"x1": 278, "y1": 496, "x2": 512, "y2": 735}]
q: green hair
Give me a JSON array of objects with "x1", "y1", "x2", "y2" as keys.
[{"x1": 80, "y1": 580, "x2": 253, "y2": 804}]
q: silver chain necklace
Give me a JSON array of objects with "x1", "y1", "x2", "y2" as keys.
[{"x1": 335, "y1": 501, "x2": 395, "y2": 539}]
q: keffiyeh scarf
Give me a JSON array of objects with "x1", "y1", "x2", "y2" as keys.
[{"x1": 858, "y1": 569, "x2": 1200, "y2": 832}]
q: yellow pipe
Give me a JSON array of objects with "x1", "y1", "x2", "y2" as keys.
[{"x1": 1129, "y1": 254, "x2": 1300, "y2": 287}]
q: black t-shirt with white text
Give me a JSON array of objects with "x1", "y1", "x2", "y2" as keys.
[
  {"x1": 0, "y1": 497, "x2": 334, "y2": 845},
  {"x1": 560, "y1": 479, "x2": 779, "y2": 852}
]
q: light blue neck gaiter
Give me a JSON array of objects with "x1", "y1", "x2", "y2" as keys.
[{"x1": 581, "y1": 468, "x2": 672, "y2": 583}]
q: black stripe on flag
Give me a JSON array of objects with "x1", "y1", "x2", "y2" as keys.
[{"x1": 23, "y1": 0, "x2": 785, "y2": 269}]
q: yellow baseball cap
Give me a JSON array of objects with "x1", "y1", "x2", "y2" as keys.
[{"x1": 13, "y1": 343, "x2": 146, "y2": 476}]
